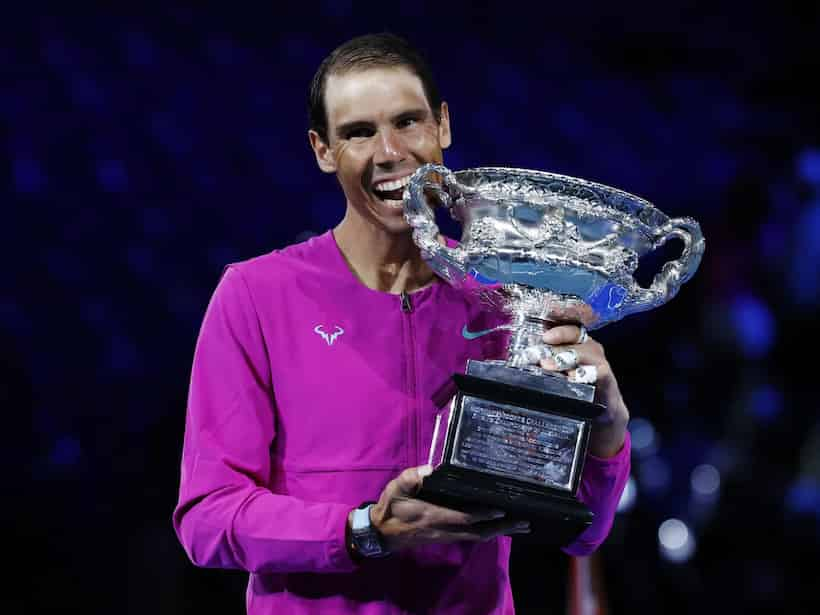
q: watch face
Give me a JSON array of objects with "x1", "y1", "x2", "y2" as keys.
[
  {"x1": 351, "y1": 504, "x2": 389, "y2": 558},
  {"x1": 353, "y1": 528, "x2": 387, "y2": 557},
  {"x1": 361, "y1": 535, "x2": 381, "y2": 555}
]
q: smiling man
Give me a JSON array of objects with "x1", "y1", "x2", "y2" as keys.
[
  {"x1": 173, "y1": 33, "x2": 631, "y2": 614},
  {"x1": 307, "y1": 40, "x2": 452, "y2": 291}
]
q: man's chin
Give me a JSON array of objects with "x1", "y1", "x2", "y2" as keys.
[
  {"x1": 372, "y1": 194, "x2": 406, "y2": 212},
  {"x1": 346, "y1": 196, "x2": 413, "y2": 235},
  {"x1": 374, "y1": 210, "x2": 414, "y2": 236},
  {"x1": 372, "y1": 198, "x2": 409, "y2": 222},
  {"x1": 382, "y1": 218, "x2": 413, "y2": 236}
]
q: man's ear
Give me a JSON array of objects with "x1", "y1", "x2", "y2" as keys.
[
  {"x1": 438, "y1": 102, "x2": 452, "y2": 150},
  {"x1": 308, "y1": 130, "x2": 337, "y2": 173}
]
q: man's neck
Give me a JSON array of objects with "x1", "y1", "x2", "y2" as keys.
[{"x1": 333, "y1": 212, "x2": 436, "y2": 294}]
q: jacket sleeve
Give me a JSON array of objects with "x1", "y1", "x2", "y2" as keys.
[
  {"x1": 562, "y1": 430, "x2": 631, "y2": 556},
  {"x1": 172, "y1": 266, "x2": 357, "y2": 574}
]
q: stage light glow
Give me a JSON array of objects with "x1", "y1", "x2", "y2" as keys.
[
  {"x1": 730, "y1": 294, "x2": 775, "y2": 358},
  {"x1": 658, "y1": 518, "x2": 696, "y2": 563},
  {"x1": 788, "y1": 202, "x2": 820, "y2": 307},
  {"x1": 629, "y1": 417, "x2": 658, "y2": 457},
  {"x1": 785, "y1": 478, "x2": 820, "y2": 516},
  {"x1": 690, "y1": 464, "x2": 720, "y2": 497},
  {"x1": 617, "y1": 476, "x2": 637, "y2": 513}
]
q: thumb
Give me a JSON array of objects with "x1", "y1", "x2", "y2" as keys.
[{"x1": 393, "y1": 465, "x2": 433, "y2": 496}]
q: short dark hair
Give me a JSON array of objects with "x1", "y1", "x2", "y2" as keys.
[{"x1": 308, "y1": 32, "x2": 442, "y2": 144}]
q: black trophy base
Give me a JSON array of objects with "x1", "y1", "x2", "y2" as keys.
[
  {"x1": 417, "y1": 360, "x2": 605, "y2": 547},
  {"x1": 417, "y1": 466, "x2": 593, "y2": 546}
]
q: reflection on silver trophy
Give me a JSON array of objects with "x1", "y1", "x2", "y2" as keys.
[{"x1": 404, "y1": 163, "x2": 704, "y2": 543}]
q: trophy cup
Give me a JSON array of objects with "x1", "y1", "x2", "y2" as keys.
[{"x1": 403, "y1": 164, "x2": 704, "y2": 545}]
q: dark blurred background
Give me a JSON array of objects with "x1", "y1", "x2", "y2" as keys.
[{"x1": 4, "y1": 3, "x2": 820, "y2": 614}]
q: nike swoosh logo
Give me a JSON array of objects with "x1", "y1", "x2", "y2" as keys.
[{"x1": 462, "y1": 325, "x2": 498, "y2": 340}]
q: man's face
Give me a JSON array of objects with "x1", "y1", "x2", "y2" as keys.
[{"x1": 309, "y1": 66, "x2": 451, "y2": 235}]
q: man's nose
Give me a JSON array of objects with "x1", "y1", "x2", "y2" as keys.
[{"x1": 373, "y1": 128, "x2": 405, "y2": 166}]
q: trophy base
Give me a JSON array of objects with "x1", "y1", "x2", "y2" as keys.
[
  {"x1": 418, "y1": 467, "x2": 594, "y2": 546},
  {"x1": 417, "y1": 360, "x2": 605, "y2": 546}
]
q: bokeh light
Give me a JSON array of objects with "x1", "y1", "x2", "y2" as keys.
[{"x1": 658, "y1": 518, "x2": 696, "y2": 563}]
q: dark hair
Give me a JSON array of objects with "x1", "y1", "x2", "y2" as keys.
[{"x1": 308, "y1": 32, "x2": 442, "y2": 144}]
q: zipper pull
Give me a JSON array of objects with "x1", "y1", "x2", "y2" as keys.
[{"x1": 400, "y1": 291, "x2": 413, "y2": 313}]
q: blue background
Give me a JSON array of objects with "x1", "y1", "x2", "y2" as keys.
[{"x1": 5, "y1": 3, "x2": 820, "y2": 613}]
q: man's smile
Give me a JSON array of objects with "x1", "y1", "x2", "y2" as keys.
[{"x1": 372, "y1": 173, "x2": 413, "y2": 207}]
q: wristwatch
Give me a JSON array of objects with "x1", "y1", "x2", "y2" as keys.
[{"x1": 348, "y1": 502, "x2": 390, "y2": 559}]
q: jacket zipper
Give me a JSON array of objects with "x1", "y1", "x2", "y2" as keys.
[
  {"x1": 400, "y1": 290, "x2": 412, "y2": 313},
  {"x1": 400, "y1": 291, "x2": 418, "y2": 466}
]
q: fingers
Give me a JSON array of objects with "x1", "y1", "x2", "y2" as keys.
[
  {"x1": 539, "y1": 344, "x2": 605, "y2": 372},
  {"x1": 532, "y1": 325, "x2": 606, "y2": 374},
  {"x1": 543, "y1": 324, "x2": 587, "y2": 346},
  {"x1": 476, "y1": 519, "x2": 531, "y2": 541},
  {"x1": 432, "y1": 519, "x2": 531, "y2": 543},
  {"x1": 378, "y1": 466, "x2": 532, "y2": 549},
  {"x1": 505, "y1": 324, "x2": 611, "y2": 388},
  {"x1": 568, "y1": 364, "x2": 599, "y2": 384},
  {"x1": 534, "y1": 326, "x2": 627, "y2": 441},
  {"x1": 392, "y1": 498, "x2": 505, "y2": 527},
  {"x1": 383, "y1": 467, "x2": 507, "y2": 525},
  {"x1": 544, "y1": 347, "x2": 580, "y2": 371}
]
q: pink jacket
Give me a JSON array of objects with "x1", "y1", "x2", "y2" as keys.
[{"x1": 173, "y1": 231, "x2": 631, "y2": 614}]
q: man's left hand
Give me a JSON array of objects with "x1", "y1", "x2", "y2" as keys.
[{"x1": 538, "y1": 324, "x2": 629, "y2": 458}]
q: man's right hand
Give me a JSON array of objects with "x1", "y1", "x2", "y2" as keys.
[{"x1": 362, "y1": 465, "x2": 531, "y2": 552}]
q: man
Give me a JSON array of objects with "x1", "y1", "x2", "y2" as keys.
[{"x1": 173, "y1": 33, "x2": 630, "y2": 614}]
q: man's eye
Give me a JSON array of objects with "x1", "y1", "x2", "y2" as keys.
[
  {"x1": 345, "y1": 128, "x2": 374, "y2": 139},
  {"x1": 397, "y1": 117, "x2": 418, "y2": 128}
]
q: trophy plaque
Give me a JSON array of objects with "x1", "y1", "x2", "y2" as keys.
[{"x1": 403, "y1": 164, "x2": 704, "y2": 545}]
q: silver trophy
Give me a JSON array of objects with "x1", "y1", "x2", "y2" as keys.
[{"x1": 404, "y1": 163, "x2": 704, "y2": 544}]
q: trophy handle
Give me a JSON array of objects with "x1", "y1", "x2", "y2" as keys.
[
  {"x1": 403, "y1": 163, "x2": 470, "y2": 282},
  {"x1": 621, "y1": 216, "x2": 705, "y2": 317}
]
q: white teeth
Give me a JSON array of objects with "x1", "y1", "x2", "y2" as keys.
[
  {"x1": 383, "y1": 199, "x2": 404, "y2": 209},
  {"x1": 373, "y1": 174, "x2": 412, "y2": 192}
]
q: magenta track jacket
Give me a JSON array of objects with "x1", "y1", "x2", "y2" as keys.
[{"x1": 173, "y1": 231, "x2": 631, "y2": 614}]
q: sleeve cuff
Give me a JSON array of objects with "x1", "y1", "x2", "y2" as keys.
[
  {"x1": 325, "y1": 503, "x2": 360, "y2": 573},
  {"x1": 562, "y1": 430, "x2": 632, "y2": 556}
]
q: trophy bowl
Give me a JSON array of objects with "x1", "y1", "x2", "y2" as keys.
[
  {"x1": 404, "y1": 164, "x2": 705, "y2": 330},
  {"x1": 403, "y1": 163, "x2": 704, "y2": 545}
]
